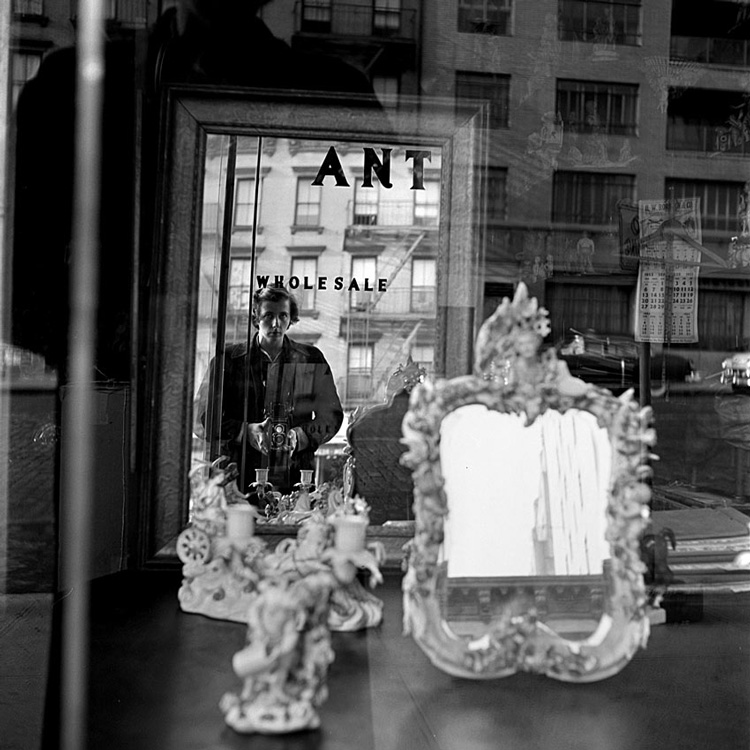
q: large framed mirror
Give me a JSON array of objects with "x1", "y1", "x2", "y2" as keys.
[
  {"x1": 139, "y1": 87, "x2": 486, "y2": 565},
  {"x1": 401, "y1": 283, "x2": 656, "y2": 681}
]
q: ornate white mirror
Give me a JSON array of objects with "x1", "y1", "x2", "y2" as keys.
[{"x1": 401, "y1": 283, "x2": 656, "y2": 681}]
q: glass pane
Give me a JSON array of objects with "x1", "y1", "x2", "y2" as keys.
[{"x1": 194, "y1": 135, "x2": 443, "y2": 507}]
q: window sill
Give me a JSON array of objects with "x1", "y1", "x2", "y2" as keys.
[
  {"x1": 291, "y1": 225, "x2": 325, "y2": 234},
  {"x1": 13, "y1": 12, "x2": 48, "y2": 26}
]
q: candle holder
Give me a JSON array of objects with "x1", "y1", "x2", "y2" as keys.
[
  {"x1": 220, "y1": 512, "x2": 384, "y2": 734},
  {"x1": 176, "y1": 461, "x2": 265, "y2": 623},
  {"x1": 323, "y1": 496, "x2": 386, "y2": 631}
]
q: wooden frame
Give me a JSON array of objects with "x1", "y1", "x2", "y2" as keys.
[
  {"x1": 139, "y1": 87, "x2": 487, "y2": 565},
  {"x1": 401, "y1": 284, "x2": 657, "y2": 681}
]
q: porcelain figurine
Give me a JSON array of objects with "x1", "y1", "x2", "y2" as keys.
[
  {"x1": 220, "y1": 572, "x2": 336, "y2": 734},
  {"x1": 220, "y1": 511, "x2": 383, "y2": 734},
  {"x1": 176, "y1": 460, "x2": 265, "y2": 622},
  {"x1": 265, "y1": 508, "x2": 385, "y2": 631}
]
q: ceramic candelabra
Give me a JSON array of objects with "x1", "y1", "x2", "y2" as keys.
[
  {"x1": 326, "y1": 497, "x2": 386, "y2": 632},
  {"x1": 220, "y1": 510, "x2": 383, "y2": 734},
  {"x1": 176, "y1": 461, "x2": 265, "y2": 622}
]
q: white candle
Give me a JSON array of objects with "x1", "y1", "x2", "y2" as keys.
[
  {"x1": 333, "y1": 516, "x2": 368, "y2": 553},
  {"x1": 226, "y1": 505, "x2": 256, "y2": 539},
  {"x1": 254, "y1": 468, "x2": 269, "y2": 484}
]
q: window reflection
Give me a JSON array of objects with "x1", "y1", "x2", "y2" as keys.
[{"x1": 194, "y1": 135, "x2": 443, "y2": 496}]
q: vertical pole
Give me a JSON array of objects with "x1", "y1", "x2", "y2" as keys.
[
  {"x1": 208, "y1": 136, "x2": 237, "y2": 464},
  {"x1": 0, "y1": 0, "x2": 11, "y2": 596},
  {"x1": 240, "y1": 138, "x2": 264, "y2": 492},
  {"x1": 60, "y1": 1, "x2": 104, "y2": 748},
  {"x1": 639, "y1": 341, "x2": 651, "y2": 407}
]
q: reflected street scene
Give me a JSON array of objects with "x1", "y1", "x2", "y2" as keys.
[{"x1": 192, "y1": 135, "x2": 441, "y2": 504}]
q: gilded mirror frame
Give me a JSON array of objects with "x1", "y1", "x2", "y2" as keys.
[
  {"x1": 139, "y1": 86, "x2": 487, "y2": 566},
  {"x1": 401, "y1": 284, "x2": 656, "y2": 682}
]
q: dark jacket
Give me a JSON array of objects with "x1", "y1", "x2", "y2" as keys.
[{"x1": 199, "y1": 335, "x2": 343, "y2": 493}]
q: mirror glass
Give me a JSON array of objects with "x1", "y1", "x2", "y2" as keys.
[
  {"x1": 439, "y1": 404, "x2": 613, "y2": 641},
  {"x1": 192, "y1": 133, "x2": 442, "y2": 510}
]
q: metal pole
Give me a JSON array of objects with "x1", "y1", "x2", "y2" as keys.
[
  {"x1": 240, "y1": 138, "x2": 264, "y2": 492},
  {"x1": 60, "y1": 1, "x2": 104, "y2": 748},
  {"x1": 208, "y1": 136, "x2": 237, "y2": 464}
]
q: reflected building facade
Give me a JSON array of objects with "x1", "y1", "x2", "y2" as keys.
[{"x1": 5, "y1": 0, "x2": 750, "y2": 593}]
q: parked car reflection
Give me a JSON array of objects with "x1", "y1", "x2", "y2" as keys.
[{"x1": 557, "y1": 330, "x2": 694, "y2": 396}]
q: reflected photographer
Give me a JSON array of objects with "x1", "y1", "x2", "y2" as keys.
[{"x1": 197, "y1": 286, "x2": 343, "y2": 496}]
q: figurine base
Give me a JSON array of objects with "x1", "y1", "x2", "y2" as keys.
[
  {"x1": 177, "y1": 585, "x2": 253, "y2": 623},
  {"x1": 220, "y1": 693, "x2": 320, "y2": 734},
  {"x1": 328, "y1": 579, "x2": 384, "y2": 631}
]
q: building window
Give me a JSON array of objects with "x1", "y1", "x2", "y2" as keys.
[
  {"x1": 697, "y1": 289, "x2": 746, "y2": 350},
  {"x1": 202, "y1": 202, "x2": 220, "y2": 234},
  {"x1": 234, "y1": 177, "x2": 257, "y2": 228},
  {"x1": 556, "y1": 79, "x2": 639, "y2": 136},
  {"x1": 295, "y1": 178, "x2": 322, "y2": 227},
  {"x1": 665, "y1": 179, "x2": 744, "y2": 233},
  {"x1": 11, "y1": 51, "x2": 42, "y2": 108},
  {"x1": 372, "y1": 75, "x2": 400, "y2": 108},
  {"x1": 347, "y1": 344, "x2": 374, "y2": 400},
  {"x1": 300, "y1": 0, "x2": 332, "y2": 31},
  {"x1": 374, "y1": 0, "x2": 401, "y2": 34},
  {"x1": 546, "y1": 284, "x2": 632, "y2": 339},
  {"x1": 486, "y1": 166, "x2": 508, "y2": 223},
  {"x1": 667, "y1": 88, "x2": 749, "y2": 155},
  {"x1": 558, "y1": 0, "x2": 641, "y2": 46},
  {"x1": 13, "y1": 0, "x2": 44, "y2": 16},
  {"x1": 290, "y1": 256, "x2": 318, "y2": 311},
  {"x1": 455, "y1": 71, "x2": 510, "y2": 129},
  {"x1": 351, "y1": 256, "x2": 377, "y2": 310},
  {"x1": 411, "y1": 258, "x2": 437, "y2": 313},
  {"x1": 410, "y1": 345, "x2": 435, "y2": 376},
  {"x1": 670, "y1": 0, "x2": 750, "y2": 67},
  {"x1": 413, "y1": 180, "x2": 440, "y2": 226},
  {"x1": 552, "y1": 171, "x2": 635, "y2": 225},
  {"x1": 353, "y1": 184, "x2": 379, "y2": 225},
  {"x1": 458, "y1": 0, "x2": 512, "y2": 35},
  {"x1": 226, "y1": 258, "x2": 253, "y2": 343}
]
